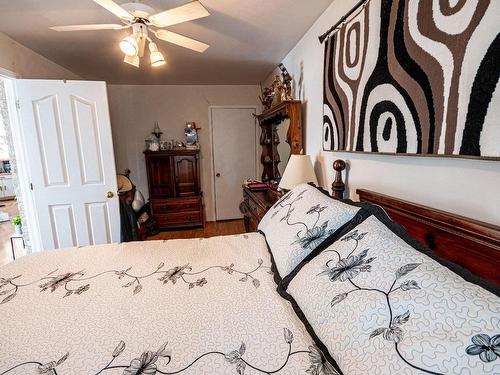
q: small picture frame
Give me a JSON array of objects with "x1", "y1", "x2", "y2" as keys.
[{"x1": 166, "y1": 140, "x2": 174, "y2": 150}]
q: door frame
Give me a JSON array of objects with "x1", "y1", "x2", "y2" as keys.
[
  {"x1": 208, "y1": 105, "x2": 259, "y2": 221},
  {"x1": 0, "y1": 70, "x2": 42, "y2": 252}
]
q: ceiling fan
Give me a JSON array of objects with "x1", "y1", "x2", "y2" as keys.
[{"x1": 50, "y1": 0, "x2": 211, "y2": 68}]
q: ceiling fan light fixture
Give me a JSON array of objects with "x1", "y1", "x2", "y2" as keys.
[
  {"x1": 150, "y1": 51, "x2": 166, "y2": 67},
  {"x1": 124, "y1": 54, "x2": 140, "y2": 68},
  {"x1": 120, "y1": 35, "x2": 138, "y2": 56},
  {"x1": 149, "y1": 42, "x2": 166, "y2": 67},
  {"x1": 50, "y1": 1, "x2": 211, "y2": 70}
]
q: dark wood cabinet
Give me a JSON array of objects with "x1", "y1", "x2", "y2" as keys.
[
  {"x1": 145, "y1": 149, "x2": 204, "y2": 230},
  {"x1": 240, "y1": 187, "x2": 281, "y2": 232}
]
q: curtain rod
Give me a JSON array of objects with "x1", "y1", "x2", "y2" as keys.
[{"x1": 318, "y1": 0, "x2": 367, "y2": 43}]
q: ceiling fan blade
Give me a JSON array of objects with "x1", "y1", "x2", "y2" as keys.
[
  {"x1": 149, "y1": 1, "x2": 210, "y2": 28},
  {"x1": 93, "y1": 0, "x2": 134, "y2": 21},
  {"x1": 155, "y1": 29, "x2": 210, "y2": 53},
  {"x1": 50, "y1": 24, "x2": 128, "y2": 31}
]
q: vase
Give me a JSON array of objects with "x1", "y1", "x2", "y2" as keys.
[{"x1": 14, "y1": 224, "x2": 22, "y2": 236}]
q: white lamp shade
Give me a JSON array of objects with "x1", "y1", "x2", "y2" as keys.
[
  {"x1": 149, "y1": 42, "x2": 166, "y2": 67},
  {"x1": 120, "y1": 36, "x2": 138, "y2": 56},
  {"x1": 124, "y1": 54, "x2": 140, "y2": 68},
  {"x1": 279, "y1": 154, "x2": 318, "y2": 190},
  {"x1": 150, "y1": 51, "x2": 166, "y2": 67}
]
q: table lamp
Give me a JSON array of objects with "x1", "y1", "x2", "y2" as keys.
[{"x1": 279, "y1": 154, "x2": 318, "y2": 191}]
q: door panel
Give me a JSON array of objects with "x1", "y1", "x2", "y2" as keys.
[
  {"x1": 174, "y1": 155, "x2": 198, "y2": 197},
  {"x1": 211, "y1": 107, "x2": 257, "y2": 220},
  {"x1": 85, "y1": 202, "x2": 111, "y2": 245},
  {"x1": 71, "y1": 95, "x2": 104, "y2": 185},
  {"x1": 49, "y1": 204, "x2": 77, "y2": 249},
  {"x1": 33, "y1": 94, "x2": 68, "y2": 187},
  {"x1": 17, "y1": 80, "x2": 120, "y2": 250}
]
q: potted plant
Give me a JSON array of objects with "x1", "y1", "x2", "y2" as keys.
[{"x1": 11, "y1": 215, "x2": 22, "y2": 236}]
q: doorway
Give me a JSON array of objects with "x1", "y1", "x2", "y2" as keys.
[
  {"x1": 0, "y1": 71, "x2": 27, "y2": 265},
  {"x1": 210, "y1": 106, "x2": 258, "y2": 221}
]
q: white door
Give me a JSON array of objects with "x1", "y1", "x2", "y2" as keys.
[
  {"x1": 211, "y1": 107, "x2": 257, "y2": 220},
  {"x1": 16, "y1": 80, "x2": 120, "y2": 250}
]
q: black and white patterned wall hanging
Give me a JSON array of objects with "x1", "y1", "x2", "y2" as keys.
[{"x1": 322, "y1": 0, "x2": 500, "y2": 159}]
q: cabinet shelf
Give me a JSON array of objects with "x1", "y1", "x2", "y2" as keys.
[{"x1": 255, "y1": 100, "x2": 303, "y2": 181}]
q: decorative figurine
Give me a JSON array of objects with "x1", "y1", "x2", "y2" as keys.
[
  {"x1": 185, "y1": 122, "x2": 198, "y2": 144},
  {"x1": 259, "y1": 86, "x2": 274, "y2": 110},
  {"x1": 278, "y1": 63, "x2": 293, "y2": 100},
  {"x1": 259, "y1": 64, "x2": 294, "y2": 110},
  {"x1": 184, "y1": 122, "x2": 199, "y2": 149},
  {"x1": 271, "y1": 75, "x2": 283, "y2": 107}
]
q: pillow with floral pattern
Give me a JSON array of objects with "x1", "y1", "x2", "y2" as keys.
[
  {"x1": 284, "y1": 214, "x2": 500, "y2": 375},
  {"x1": 258, "y1": 183, "x2": 360, "y2": 279}
]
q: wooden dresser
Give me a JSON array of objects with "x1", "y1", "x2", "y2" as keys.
[
  {"x1": 240, "y1": 187, "x2": 281, "y2": 232},
  {"x1": 145, "y1": 149, "x2": 205, "y2": 230}
]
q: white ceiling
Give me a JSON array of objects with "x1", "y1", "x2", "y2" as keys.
[{"x1": 0, "y1": 0, "x2": 333, "y2": 84}]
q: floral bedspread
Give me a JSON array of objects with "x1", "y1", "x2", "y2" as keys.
[{"x1": 0, "y1": 233, "x2": 329, "y2": 375}]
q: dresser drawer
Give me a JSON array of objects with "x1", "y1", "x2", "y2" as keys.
[
  {"x1": 241, "y1": 187, "x2": 281, "y2": 232},
  {"x1": 151, "y1": 197, "x2": 200, "y2": 214},
  {"x1": 245, "y1": 195, "x2": 266, "y2": 219},
  {"x1": 156, "y1": 211, "x2": 202, "y2": 228}
]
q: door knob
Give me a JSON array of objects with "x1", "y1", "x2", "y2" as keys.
[
  {"x1": 216, "y1": 173, "x2": 221, "y2": 177},
  {"x1": 107, "y1": 191, "x2": 114, "y2": 198}
]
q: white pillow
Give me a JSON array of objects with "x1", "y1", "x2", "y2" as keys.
[
  {"x1": 258, "y1": 183, "x2": 359, "y2": 278},
  {"x1": 286, "y1": 215, "x2": 500, "y2": 374}
]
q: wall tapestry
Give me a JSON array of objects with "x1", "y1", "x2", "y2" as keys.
[{"x1": 322, "y1": 0, "x2": 500, "y2": 158}]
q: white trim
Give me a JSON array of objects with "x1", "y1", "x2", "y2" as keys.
[
  {"x1": 0, "y1": 67, "x2": 19, "y2": 79},
  {"x1": 2, "y1": 77, "x2": 42, "y2": 251},
  {"x1": 208, "y1": 108, "x2": 216, "y2": 221},
  {"x1": 208, "y1": 105, "x2": 259, "y2": 221}
]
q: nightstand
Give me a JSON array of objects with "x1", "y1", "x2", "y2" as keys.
[{"x1": 240, "y1": 187, "x2": 282, "y2": 232}]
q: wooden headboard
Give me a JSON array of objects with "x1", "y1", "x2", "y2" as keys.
[{"x1": 331, "y1": 160, "x2": 500, "y2": 284}]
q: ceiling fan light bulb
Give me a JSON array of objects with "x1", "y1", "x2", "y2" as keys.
[
  {"x1": 151, "y1": 51, "x2": 166, "y2": 67},
  {"x1": 124, "y1": 54, "x2": 140, "y2": 68},
  {"x1": 120, "y1": 36, "x2": 138, "y2": 56},
  {"x1": 148, "y1": 42, "x2": 159, "y2": 53}
]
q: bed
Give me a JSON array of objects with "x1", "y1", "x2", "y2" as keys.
[
  {"x1": 0, "y1": 233, "x2": 318, "y2": 374},
  {"x1": 1, "y1": 160, "x2": 499, "y2": 375}
]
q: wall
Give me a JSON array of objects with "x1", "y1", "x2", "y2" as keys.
[
  {"x1": 107, "y1": 84, "x2": 261, "y2": 221},
  {"x1": 0, "y1": 32, "x2": 80, "y2": 79},
  {"x1": 264, "y1": 0, "x2": 500, "y2": 226}
]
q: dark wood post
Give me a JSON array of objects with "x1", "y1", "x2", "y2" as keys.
[{"x1": 332, "y1": 159, "x2": 346, "y2": 200}]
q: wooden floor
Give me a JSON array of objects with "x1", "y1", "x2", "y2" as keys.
[
  {"x1": 147, "y1": 219, "x2": 246, "y2": 240},
  {"x1": 0, "y1": 200, "x2": 21, "y2": 267}
]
